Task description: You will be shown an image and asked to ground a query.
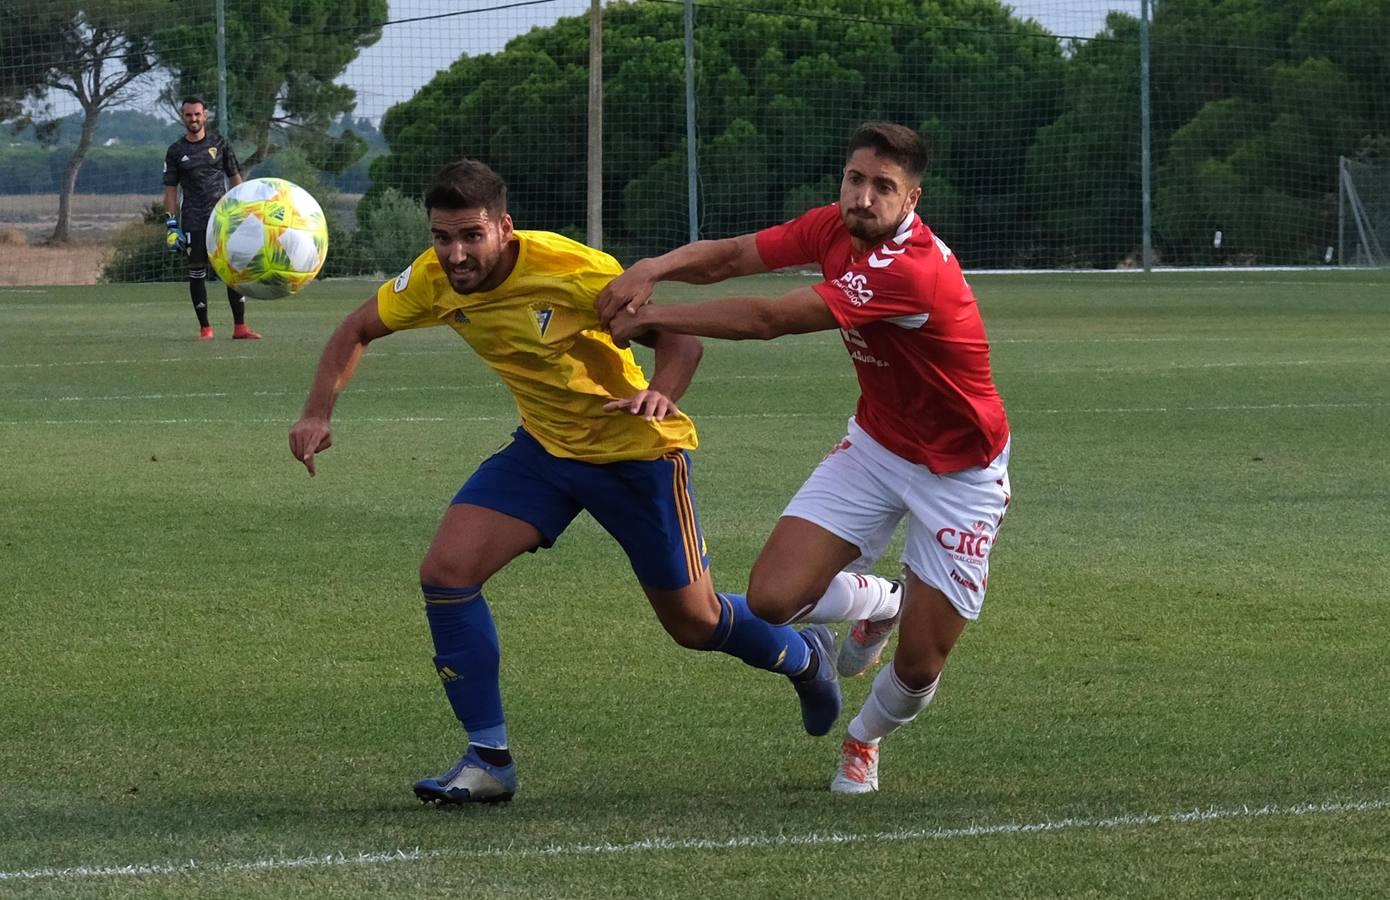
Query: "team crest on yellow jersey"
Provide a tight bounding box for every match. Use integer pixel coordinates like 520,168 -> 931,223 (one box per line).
532,304 -> 554,337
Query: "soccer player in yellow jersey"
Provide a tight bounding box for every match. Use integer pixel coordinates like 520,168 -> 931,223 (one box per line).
288,160 -> 842,804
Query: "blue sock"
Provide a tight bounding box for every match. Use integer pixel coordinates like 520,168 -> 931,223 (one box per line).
702,592 -> 811,676
421,584 -> 507,748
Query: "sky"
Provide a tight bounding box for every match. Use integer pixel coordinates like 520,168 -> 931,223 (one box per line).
31,0 -> 1136,123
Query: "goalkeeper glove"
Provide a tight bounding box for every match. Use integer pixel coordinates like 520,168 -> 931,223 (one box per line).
164,215 -> 187,253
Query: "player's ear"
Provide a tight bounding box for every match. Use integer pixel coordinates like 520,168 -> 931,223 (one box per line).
499,213 -> 515,240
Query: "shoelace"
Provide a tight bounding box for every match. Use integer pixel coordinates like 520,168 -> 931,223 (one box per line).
840,739 -> 877,782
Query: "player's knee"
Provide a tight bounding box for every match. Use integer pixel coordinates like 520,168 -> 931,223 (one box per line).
745,568 -> 818,626
418,552 -> 484,589
663,615 -> 716,650
892,653 -> 947,691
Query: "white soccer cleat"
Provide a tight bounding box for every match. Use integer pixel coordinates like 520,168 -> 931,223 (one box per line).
831,737 -> 880,794
837,619 -> 899,680
836,580 -> 901,678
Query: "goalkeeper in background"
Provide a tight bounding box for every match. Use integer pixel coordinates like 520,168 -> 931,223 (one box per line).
161,96 -> 260,341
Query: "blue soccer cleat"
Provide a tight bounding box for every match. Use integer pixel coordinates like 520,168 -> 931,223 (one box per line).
791,624 -> 842,736
413,746 -> 517,805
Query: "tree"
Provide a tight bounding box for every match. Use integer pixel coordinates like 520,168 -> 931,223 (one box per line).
0,0 -> 164,243
1020,0 -> 1388,265
0,2 -> 65,122
372,0 -> 1067,264
1024,12 -> 1147,266
1148,0 -> 1390,263
154,0 -> 387,174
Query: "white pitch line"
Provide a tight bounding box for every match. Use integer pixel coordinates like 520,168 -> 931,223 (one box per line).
1026,401 -> 1384,415
1,401 -> 1387,428
4,369 -> 1385,406
8,335 -> 1387,371
0,354 -> 259,369
2,796 -> 1385,883
10,377 -> 820,404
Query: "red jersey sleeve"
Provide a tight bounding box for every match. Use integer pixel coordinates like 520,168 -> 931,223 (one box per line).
754,204 -> 841,270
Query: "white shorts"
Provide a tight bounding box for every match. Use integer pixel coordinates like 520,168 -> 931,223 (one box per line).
782,417 -> 1011,620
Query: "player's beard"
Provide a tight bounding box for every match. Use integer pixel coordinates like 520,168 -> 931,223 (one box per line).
446,243 -> 507,293
446,262 -> 489,293
844,210 -> 892,244
843,204 -> 911,244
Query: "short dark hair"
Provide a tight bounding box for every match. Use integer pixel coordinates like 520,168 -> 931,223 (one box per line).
180,96 -> 206,110
425,159 -> 508,216
846,122 -> 928,180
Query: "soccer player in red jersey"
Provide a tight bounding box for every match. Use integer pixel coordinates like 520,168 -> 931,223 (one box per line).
601,122 -> 1012,793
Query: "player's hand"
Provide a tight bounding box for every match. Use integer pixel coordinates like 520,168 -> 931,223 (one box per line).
597,263 -> 656,329
164,215 -> 187,253
289,416 -> 333,476
603,389 -> 680,421
607,306 -> 654,349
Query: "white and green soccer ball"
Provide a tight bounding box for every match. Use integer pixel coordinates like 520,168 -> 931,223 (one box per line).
206,177 -> 328,299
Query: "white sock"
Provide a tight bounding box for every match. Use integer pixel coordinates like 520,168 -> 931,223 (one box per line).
796,572 -> 900,624
847,665 -> 939,744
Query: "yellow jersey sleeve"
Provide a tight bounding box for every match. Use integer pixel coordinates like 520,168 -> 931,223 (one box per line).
376,248 -> 447,331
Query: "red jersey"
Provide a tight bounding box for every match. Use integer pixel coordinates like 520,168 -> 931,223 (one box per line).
755,204 -> 1009,473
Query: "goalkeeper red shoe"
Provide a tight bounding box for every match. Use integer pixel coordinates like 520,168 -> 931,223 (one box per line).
198,326 -> 214,341
232,325 -> 262,340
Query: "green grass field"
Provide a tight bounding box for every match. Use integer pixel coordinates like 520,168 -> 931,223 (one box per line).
2,271 -> 1388,898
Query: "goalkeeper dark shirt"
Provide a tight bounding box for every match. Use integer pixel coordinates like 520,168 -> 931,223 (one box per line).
162,131 -> 240,226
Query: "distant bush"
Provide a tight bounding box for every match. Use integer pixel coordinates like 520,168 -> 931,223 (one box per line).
334,187 -> 427,278
100,204 -> 189,284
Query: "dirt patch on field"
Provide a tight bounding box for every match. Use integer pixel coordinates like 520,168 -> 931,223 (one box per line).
0,240 -> 111,286
0,194 -> 145,284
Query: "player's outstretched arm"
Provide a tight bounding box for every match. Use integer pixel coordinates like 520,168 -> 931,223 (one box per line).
603,331 -> 704,421
610,286 -> 837,345
289,297 -> 394,476
597,234 -> 767,327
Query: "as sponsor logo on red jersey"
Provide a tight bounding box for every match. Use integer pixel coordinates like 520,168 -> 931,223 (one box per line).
832,271 -> 873,306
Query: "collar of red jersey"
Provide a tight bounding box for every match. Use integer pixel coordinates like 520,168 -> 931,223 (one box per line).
890,212 -> 921,245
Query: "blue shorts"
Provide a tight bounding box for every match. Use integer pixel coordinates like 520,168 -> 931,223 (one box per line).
453,427 -> 709,590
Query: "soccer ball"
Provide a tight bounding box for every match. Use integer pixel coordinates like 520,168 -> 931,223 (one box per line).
206,177 -> 328,300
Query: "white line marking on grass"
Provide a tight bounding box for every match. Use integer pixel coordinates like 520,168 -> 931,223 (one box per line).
0,354 -> 255,369
12,385 -> 505,404
9,377 -> 824,405
3,402 -> 1388,427
2,797 -> 1385,883
1027,401 -> 1385,415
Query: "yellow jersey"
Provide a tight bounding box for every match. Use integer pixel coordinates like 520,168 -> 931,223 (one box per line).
376,230 -> 698,463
